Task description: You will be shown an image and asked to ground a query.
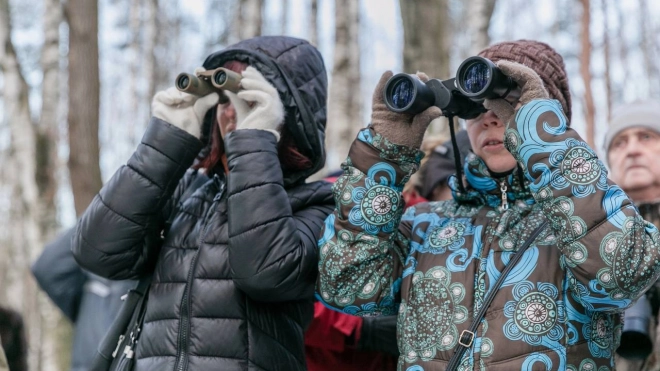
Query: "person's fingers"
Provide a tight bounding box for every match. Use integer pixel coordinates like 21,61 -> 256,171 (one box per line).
194,92 -> 219,114
225,91 -> 250,121
239,78 -> 278,96
495,60 -> 549,103
372,70 -> 394,105
154,87 -> 184,106
240,67 -> 279,95
242,66 -> 268,82
484,98 -> 515,123
415,71 -> 430,83
412,106 -> 442,128
496,60 -> 539,87
237,89 -> 270,106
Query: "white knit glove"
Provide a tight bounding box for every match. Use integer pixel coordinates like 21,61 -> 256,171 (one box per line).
151,67 -> 219,138
224,66 -> 284,141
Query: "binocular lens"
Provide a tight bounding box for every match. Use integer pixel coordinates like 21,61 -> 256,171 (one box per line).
214,71 -> 228,86
389,77 -> 415,110
462,61 -> 491,95
177,75 -> 190,89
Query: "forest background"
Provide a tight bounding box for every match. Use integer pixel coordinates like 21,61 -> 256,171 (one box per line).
1,0 -> 659,369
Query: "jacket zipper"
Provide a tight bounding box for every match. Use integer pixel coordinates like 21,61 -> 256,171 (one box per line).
174,177 -> 225,371
500,179 -> 509,211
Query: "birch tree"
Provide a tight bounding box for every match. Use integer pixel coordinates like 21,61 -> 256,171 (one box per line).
309,0 -> 318,47
579,0 -> 595,148
38,0 -> 73,368
0,0 -> 63,369
233,0 -> 263,41
325,0 -> 361,171
144,0 -> 159,102
601,0 -> 612,122
466,0 -> 498,55
65,0 -> 102,216
398,0 -> 451,136
281,0 -> 289,35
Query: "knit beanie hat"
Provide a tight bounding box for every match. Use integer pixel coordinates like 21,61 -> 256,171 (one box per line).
603,100 -> 660,153
478,40 -> 572,122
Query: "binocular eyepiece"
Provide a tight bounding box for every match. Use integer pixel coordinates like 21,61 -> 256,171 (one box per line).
175,67 -> 242,103
383,56 -> 519,119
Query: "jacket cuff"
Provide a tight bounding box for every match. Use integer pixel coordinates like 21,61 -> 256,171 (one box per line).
126,117 -> 204,190
224,129 -> 279,162
142,117 -> 204,165
348,128 -> 424,188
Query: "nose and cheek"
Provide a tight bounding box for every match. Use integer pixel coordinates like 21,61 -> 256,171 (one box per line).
478,110 -> 503,128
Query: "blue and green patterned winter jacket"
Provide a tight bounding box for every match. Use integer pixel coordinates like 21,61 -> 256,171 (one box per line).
316,99 -> 660,371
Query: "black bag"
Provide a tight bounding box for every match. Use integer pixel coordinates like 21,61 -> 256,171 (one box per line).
89,275 -> 151,371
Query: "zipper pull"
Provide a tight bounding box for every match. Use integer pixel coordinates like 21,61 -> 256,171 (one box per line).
112,334 -> 125,358
500,179 -> 509,211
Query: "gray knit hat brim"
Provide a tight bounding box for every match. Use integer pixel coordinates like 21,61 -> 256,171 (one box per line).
603,100 -> 660,153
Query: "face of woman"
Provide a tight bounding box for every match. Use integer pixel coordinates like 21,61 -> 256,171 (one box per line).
216,101 -> 237,138
465,109 -> 517,174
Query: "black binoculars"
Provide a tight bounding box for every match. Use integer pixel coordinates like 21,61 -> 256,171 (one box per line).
384,56 -> 519,119
616,294 -> 654,360
175,67 -> 242,103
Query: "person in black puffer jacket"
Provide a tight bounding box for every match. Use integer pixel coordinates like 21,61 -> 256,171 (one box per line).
72,36 -> 334,371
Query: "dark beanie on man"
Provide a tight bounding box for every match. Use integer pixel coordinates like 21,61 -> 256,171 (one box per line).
478,40 -> 572,122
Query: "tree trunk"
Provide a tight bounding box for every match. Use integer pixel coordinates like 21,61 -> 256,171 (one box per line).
638,0 -> 659,97
281,0 -> 289,35
65,0 -> 103,216
466,0 -> 497,55
325,0 -> 361,171
144,0 -> 159,103
398,0 -> 452,136
234,0 -> 263,40
39,0 -> 74,369
601,0 -> 612,123
309,0 -> 318,47
128,0 -> 142,145
0,0 -> 62,369
614,1 -> 630,96
579,0 -> 595,148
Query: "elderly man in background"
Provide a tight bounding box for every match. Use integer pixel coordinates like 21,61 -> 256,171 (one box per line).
604,100 -> 660,371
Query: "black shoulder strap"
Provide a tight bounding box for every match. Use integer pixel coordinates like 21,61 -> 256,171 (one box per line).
445,221 -> 548,371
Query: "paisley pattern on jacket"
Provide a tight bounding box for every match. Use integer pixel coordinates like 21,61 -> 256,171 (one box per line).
316,99 -> 660,371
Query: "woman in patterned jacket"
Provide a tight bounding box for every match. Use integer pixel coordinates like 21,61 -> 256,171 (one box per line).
316,40 -> 660,370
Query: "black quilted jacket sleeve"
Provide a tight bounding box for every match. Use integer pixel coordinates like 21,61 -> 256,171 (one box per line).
225,129 -> 332,302
72,118 -> 204,280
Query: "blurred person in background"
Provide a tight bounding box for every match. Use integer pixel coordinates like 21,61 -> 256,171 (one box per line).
0,306 -> 27,371
304,299 -> 398,371
316,39 -> 660,370
32,227 -> 135,371
72,36 -> 333,371
0,339 -> 8,371
416,130 -> 472,203
603,100 -> 660,371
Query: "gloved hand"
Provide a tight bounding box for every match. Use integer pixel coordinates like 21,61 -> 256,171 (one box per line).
370,71 -> 443,149
483,60 -> 549,125
224,66 -> 284,142
357,315 -> 399,356
151,67 -> 219,138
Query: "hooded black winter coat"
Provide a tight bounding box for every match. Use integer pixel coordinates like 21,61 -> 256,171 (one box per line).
72,36 -> 333,371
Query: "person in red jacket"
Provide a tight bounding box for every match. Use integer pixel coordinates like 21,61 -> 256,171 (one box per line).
305,302 -> 398,371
